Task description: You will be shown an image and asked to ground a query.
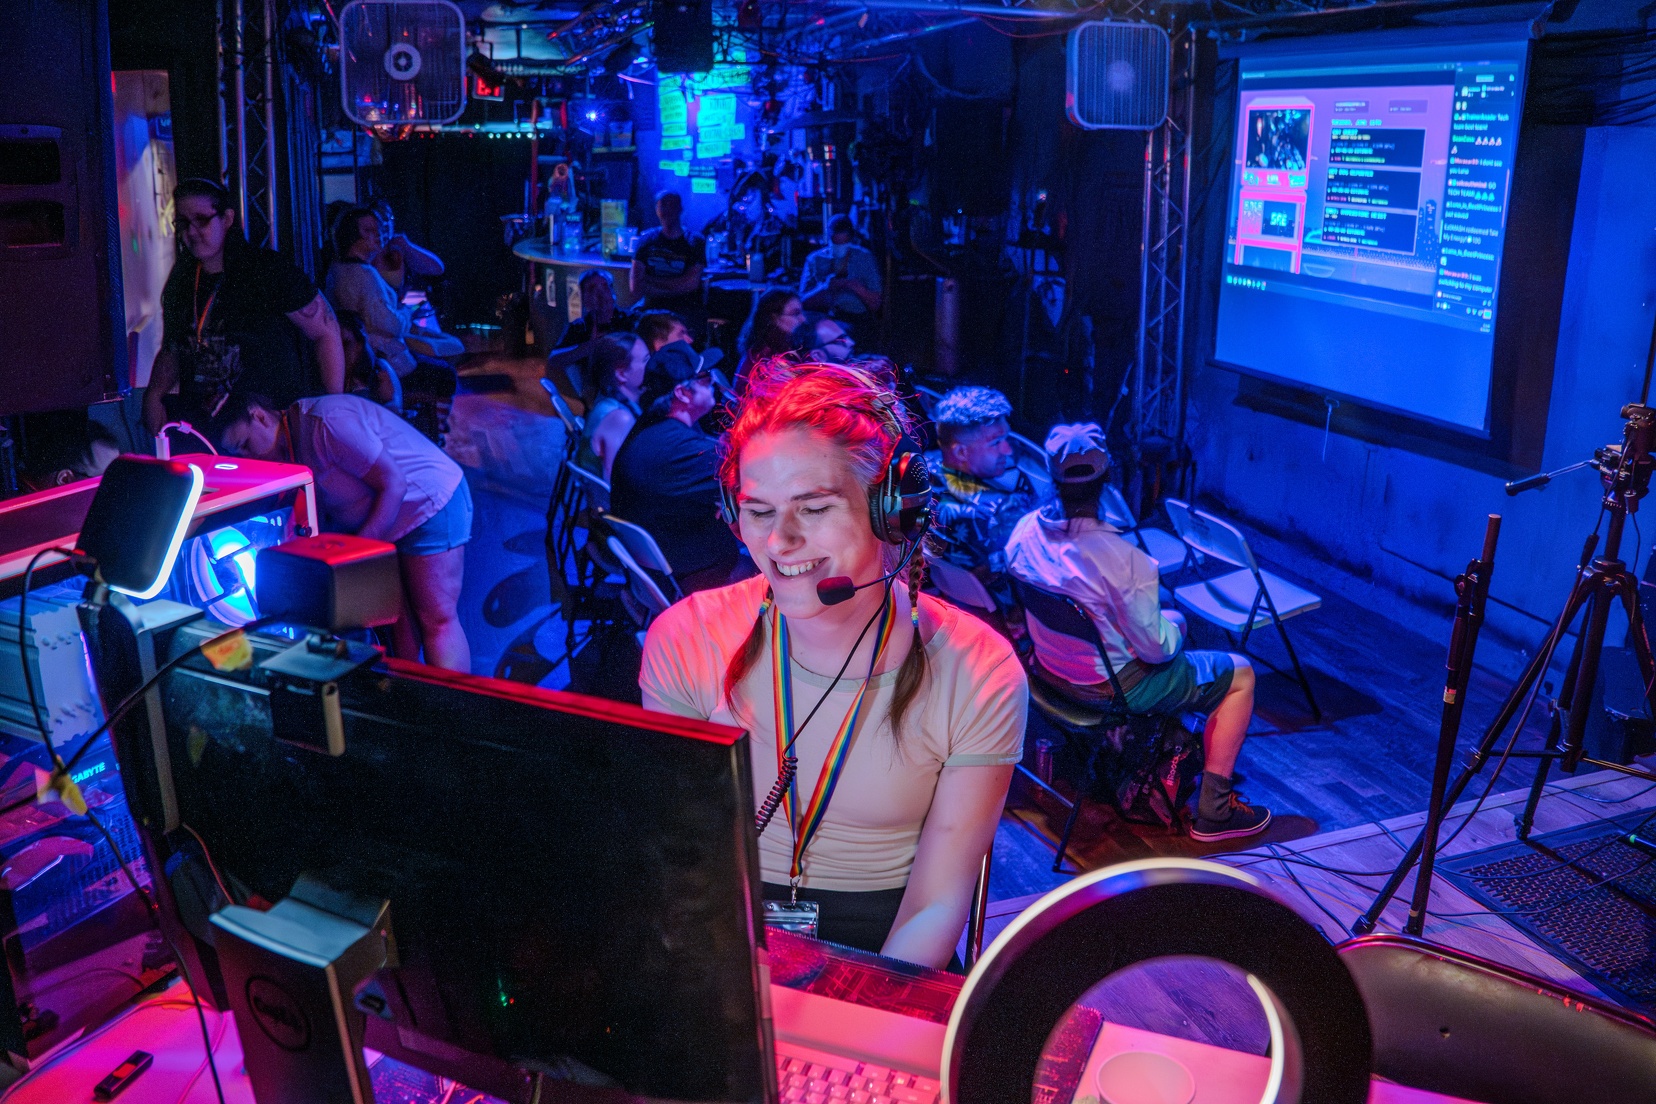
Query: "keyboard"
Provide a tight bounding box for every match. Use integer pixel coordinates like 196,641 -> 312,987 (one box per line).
776,1039 -> 942,1104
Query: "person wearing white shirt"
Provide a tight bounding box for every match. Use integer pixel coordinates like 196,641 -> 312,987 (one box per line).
1005,422 -> 1270,842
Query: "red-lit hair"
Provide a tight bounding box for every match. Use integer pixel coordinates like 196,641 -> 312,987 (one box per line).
719,359 -> 928,740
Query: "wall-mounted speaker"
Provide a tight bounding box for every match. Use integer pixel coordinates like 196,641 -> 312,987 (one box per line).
0,0 -> 127,416
1066,21 -> 1170,131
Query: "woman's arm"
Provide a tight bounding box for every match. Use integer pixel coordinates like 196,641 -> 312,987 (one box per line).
355,451 -> 409,543
592,407 -> 637,481
880,763 -> 1013,968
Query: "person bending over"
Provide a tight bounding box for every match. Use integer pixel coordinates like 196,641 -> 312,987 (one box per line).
927,385 -> 1052,614
576,333 -> 647,480
610,342 -> 745,593
640,362 -> 1027,968
213,392 -> 473,673
20,416 -> 120,491
146,178 -> 344,436
1004,423 -> 1269,842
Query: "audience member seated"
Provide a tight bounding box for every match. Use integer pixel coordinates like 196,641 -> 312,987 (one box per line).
734,289 -> 806,393
337,309 -> 402,410
610,342 -> 748,594
325,206 -> 456,399
546,269 -> 634,404
1004,423 -> 1269,842
213,391 -> 473,673
639,361 -> 1026,967
576,333 -> 647,480
19,414 -> 120,491
146,178 -> 344,436
636,309 -> 692,353
369,199 -> 444,300
928,385 -> 1052,613
793,316 -> 856,363
629,190 -> 706,326
800,214 -> 883,345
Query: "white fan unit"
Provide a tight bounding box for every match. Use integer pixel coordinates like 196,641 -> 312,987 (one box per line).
1066,21 -> 1170,131
339,0 -> 467,127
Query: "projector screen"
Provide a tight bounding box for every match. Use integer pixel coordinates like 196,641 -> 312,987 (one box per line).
1213,31 -> 1532,432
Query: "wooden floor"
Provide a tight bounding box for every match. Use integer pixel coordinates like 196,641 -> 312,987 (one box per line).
979,531 -> 1561,902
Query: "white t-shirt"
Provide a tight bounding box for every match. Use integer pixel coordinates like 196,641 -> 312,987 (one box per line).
289,395 -> 463,542
640,574 -> 1027,892
1005,507 -> 1183,685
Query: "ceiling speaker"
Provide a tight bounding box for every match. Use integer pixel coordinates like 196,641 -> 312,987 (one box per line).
1066,21 -> 1170,131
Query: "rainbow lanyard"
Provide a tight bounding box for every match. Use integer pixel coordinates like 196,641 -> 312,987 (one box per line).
770,595 -> 897,885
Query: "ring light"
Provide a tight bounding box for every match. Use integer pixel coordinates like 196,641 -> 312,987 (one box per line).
942,859 -> 1370,1104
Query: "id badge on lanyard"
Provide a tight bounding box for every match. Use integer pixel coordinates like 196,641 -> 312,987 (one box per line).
762,898 -> 820,938
758,596 -> 897,941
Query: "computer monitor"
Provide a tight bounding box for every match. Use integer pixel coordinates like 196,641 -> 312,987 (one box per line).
85,606 -> 773,1104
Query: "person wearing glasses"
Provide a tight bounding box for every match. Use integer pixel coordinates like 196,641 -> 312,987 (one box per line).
146,178 -> 344,437
610,342 -> 751,594
794,316 -> 856,364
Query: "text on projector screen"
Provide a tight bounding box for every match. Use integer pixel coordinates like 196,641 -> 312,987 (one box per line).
1213,36 -> 1529,432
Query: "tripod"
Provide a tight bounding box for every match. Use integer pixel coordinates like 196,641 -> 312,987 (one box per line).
1356,402 -> 1656,936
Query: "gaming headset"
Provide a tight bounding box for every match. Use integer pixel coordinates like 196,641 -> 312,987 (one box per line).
719,434 -> 934,547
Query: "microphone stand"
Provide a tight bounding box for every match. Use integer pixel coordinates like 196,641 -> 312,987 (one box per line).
1408,515 -> 1499,934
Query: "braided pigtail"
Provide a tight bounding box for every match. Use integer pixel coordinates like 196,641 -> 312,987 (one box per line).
889,544 -> 928,747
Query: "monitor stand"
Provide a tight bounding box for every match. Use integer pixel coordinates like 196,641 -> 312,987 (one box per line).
210,877 -> 392,1104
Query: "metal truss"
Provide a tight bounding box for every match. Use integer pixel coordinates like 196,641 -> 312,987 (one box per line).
219,0 -> 281,251
1130,22 -> 1196,505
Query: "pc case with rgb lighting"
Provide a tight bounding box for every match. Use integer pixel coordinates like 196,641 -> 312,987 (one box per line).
0,463 -> 311,1066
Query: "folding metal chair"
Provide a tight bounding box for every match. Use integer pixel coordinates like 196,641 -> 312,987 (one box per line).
540,379 -> 585,580
607,536 -> 674,629
1008,576 -> 1168,872
1099,484 -> 1189,577
1163,499 -> 1322,720
602,514 -> 683,606
548,462 -> 622,651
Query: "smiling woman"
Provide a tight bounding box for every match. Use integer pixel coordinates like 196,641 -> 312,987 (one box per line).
640,361 -> 1029,970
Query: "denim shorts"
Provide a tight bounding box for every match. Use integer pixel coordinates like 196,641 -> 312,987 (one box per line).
396,479 -> 473,556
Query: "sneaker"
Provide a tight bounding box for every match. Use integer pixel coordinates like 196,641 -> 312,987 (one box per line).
1190,793 -> 1273,842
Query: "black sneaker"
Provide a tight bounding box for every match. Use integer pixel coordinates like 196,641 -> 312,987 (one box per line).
1190,794 -> 1272,842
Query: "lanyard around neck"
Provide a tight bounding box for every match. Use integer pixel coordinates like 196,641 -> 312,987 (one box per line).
193,265 -> 221,342
770,594 -> 897,883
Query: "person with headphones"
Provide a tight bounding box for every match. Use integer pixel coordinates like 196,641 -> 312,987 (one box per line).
640,362 -> 1027,968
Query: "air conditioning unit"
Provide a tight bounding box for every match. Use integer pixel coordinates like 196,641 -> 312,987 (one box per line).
1066,21 -> 1170,131
339,0 -> 467,127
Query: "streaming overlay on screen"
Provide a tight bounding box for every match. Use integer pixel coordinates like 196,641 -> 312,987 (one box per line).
1213,33 -> 1530,431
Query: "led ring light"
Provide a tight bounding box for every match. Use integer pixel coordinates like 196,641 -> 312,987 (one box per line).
942,859 -> 1372,1104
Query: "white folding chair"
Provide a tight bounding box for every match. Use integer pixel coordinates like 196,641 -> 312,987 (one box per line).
538,377 -> 584,436
1163,499 -> 1322,719
540,379 -> 586,580
602,514 -> 682,603
1098,484 -> 1188,576
1007,430 -> 1047,476
926,556 -> 998,617
565,463 -> 611,515
608,536 -> 674,628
